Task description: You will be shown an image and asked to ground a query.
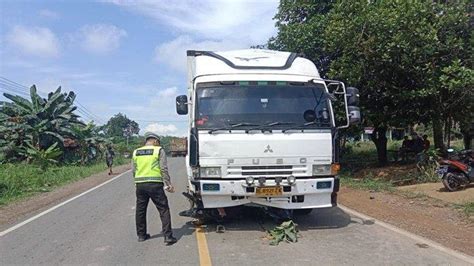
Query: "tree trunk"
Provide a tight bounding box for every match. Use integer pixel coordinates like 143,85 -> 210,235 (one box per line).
446,117 -> 452,148
463,134 -> 472,149
460,122 -> 472,150
371,126 -> 388,165
432,114 -> 445,152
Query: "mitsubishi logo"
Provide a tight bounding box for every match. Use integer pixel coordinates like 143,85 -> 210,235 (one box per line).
264,145 -> 273,153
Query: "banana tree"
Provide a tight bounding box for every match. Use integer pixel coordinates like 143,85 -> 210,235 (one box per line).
0,85 -> 84,161
69,123 -> 108,164
18,141 -> 63,170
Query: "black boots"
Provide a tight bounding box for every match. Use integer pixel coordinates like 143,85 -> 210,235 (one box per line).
138,234 -> 150,242
164,235 -> 177,245
138,234 -> 176,245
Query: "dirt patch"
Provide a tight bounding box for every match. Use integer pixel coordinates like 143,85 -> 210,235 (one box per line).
0,164 -> 130,231
339,187 -> 474,256
353,164 -> 416,179
398,182 -> 474,204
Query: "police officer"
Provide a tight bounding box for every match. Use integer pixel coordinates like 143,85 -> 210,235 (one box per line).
132,132 -> 177,245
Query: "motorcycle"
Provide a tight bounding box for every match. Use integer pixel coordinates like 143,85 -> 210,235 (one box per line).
437,149 -> 474,191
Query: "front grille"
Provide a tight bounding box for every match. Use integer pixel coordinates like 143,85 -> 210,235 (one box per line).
242,171 -> 293,176
241,165 -> 292,170
226,165 -> 307,178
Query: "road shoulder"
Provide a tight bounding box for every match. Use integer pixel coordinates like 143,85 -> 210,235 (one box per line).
0,164 -> 131,231
339,186 -> 474,256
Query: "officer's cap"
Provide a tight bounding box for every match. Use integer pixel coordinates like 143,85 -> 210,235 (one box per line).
144,132 -> 160,141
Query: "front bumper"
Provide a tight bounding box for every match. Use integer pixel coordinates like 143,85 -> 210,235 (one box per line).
191,177 -> 339,209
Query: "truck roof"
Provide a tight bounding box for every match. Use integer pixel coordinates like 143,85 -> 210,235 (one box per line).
187,49 -> 320,82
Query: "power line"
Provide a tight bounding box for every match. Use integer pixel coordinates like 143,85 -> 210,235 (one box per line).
0,78 -> 32,92
0,82 -> 31,96
74,101 -> 104,123
0,77 -> 96,119
0,86 -> 31,97
0,76 -> 105,124
0,77 -> 187,126
0,82 -> 98,123
0,77 -> 32,90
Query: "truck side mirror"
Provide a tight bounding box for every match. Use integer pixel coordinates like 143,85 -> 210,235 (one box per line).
348,106 -> 361,125
346,87 -> 359,106
176,95 -> 188,115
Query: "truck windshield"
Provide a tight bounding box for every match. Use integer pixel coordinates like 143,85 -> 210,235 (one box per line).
195,82 -> 331,130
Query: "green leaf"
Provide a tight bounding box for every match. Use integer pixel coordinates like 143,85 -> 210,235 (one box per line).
43,131 -> 65,142
3,93 -> 33,113
267,220 -> 298,245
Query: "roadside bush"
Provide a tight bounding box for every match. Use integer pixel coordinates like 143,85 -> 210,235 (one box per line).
415,149 -> 440,183
0,157 -> 128,205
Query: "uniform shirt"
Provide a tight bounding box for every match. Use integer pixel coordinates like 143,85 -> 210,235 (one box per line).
132,146 -> 171,186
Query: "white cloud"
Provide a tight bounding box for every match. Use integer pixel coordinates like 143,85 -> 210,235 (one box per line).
107,0 -> 277,40
6,25 -> 60,58
107,0 -> 278,71
78,24 -> 127,55
101,85 -> 186,136
144,123 -> 178,135
158,86 -> 178,98
154,35 -> 243,72
39,9 -> 60,19
149,86 -> 181,115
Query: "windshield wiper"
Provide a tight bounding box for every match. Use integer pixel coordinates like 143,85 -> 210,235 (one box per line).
245,121 -> 295,133
282,121 -> 331,133
208,122 -> 259,134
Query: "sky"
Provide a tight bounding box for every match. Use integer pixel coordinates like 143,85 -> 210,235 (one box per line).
0,0 -> 279,136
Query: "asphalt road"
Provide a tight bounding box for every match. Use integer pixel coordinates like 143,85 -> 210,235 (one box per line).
1,158 -> 471,265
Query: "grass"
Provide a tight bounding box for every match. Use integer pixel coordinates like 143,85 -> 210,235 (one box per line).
341,139 -> 462,186
455,202 -> 474,217
340,172 -> 394,192
0,156 -> 128,205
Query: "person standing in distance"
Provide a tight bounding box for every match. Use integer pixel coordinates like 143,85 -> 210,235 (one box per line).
132,132 -> 177,245
105,144 -> 115,175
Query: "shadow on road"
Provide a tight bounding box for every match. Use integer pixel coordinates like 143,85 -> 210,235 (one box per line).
150,222 -> 196,241
186,206 -> 363,234
295,207 -> 352,231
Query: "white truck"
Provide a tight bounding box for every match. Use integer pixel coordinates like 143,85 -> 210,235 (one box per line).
176,49 -> 360,217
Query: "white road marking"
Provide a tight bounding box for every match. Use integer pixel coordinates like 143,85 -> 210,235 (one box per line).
0,170 -> 131,237
339,204 -> 474,264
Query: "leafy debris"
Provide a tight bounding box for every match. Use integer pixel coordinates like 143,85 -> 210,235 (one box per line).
267,220 -> 298,245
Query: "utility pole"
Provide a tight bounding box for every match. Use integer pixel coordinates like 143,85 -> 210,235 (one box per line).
123,124 -> 132,148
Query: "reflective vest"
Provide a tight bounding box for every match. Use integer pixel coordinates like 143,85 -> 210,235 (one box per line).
132,146 -> 163,183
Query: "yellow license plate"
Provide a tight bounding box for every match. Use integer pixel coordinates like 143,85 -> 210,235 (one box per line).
256,186 -> 283,196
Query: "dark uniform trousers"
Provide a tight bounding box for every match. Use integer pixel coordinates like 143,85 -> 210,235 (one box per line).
135,182 -> 172,238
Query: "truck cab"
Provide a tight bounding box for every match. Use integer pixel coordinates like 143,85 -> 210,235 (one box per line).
176,49 -> 360,212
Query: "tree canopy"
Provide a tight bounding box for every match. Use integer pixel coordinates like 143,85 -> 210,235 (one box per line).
269,0 -> 473,163
102,113 -> 139,139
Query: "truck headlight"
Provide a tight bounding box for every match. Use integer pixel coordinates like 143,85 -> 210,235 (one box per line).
200,167 -> 221,178
245,176 -> 255,185
287,175 -> 296,185
312,164 -> 331,176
